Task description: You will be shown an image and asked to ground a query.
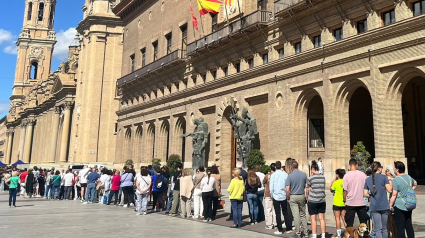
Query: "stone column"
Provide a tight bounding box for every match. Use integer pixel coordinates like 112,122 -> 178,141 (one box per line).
5,129 -> 14,164
59,103 -> 73,162
23,119 -> 35,163
50,107 -> 61,163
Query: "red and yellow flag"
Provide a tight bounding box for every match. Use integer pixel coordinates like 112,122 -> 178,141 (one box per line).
224,0 -> 233,6
197,0 -> 221,15
190,5 -> 199,32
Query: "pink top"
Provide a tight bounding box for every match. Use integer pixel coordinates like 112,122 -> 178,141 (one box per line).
111,175 -> 121,191
343,170 -> 366,206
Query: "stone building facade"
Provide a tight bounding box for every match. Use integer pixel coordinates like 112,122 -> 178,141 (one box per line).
0,117 -> 6,162
114,0 -> 425,182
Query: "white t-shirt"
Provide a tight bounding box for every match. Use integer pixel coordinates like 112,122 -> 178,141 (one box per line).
78,168 -> 90,184
100,174 -> 111,191
200,176 -> 215,193
256,172 -> 265,191
318,161 -> 324,175
135,175 -> 151,194
64,173 -> 74,186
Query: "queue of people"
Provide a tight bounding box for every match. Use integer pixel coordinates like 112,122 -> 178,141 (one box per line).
0,159 -> 417,238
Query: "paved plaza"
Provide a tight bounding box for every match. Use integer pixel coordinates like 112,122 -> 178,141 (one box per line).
2,187 -> 425,238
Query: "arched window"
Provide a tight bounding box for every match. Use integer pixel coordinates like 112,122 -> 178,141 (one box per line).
27,2 -> 33,21
49,5 -> 55,26
30,62 -> 38,79
38,3 -> 44,22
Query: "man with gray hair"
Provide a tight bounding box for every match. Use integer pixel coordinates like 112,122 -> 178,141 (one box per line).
286,160 -> 308,238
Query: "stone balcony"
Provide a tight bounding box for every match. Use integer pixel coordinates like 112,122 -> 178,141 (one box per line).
186,10 -> 272,57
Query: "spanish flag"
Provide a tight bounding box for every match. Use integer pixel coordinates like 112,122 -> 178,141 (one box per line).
224,0 -> 233,6
197,0 -> 221,15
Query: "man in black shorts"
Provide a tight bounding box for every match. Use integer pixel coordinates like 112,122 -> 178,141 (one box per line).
78,165 -> 89,202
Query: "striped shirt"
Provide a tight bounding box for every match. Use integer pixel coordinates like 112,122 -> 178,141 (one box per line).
307,174 -> 326,203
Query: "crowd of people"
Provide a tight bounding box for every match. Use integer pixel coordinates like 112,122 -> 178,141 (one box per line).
0,158 -> 417,238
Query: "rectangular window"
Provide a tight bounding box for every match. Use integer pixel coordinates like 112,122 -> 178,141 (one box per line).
357,20 -> 368,34
114,122 -> 118,134
258,0 -> 266,10
28,3 -> 33,21
309,119 -> 325,148
181,24 -> 187,53
223,67 -> 228,76
248,58 -> 254,69
38,3 -> 44,21
412,0 -> 425,16
382,10 -> 395,25
141,48 -> 146,67
334,28 -> 343,41
235,62 -> 240,73
166,33 -> 172,54
278,48 -> 284,59
294,42 -> 301,54
130,54 -> 135,72
313,35 -> 321,48
152,41 -> 158,61
262,53 -> 268,64
211,14 -> 218,31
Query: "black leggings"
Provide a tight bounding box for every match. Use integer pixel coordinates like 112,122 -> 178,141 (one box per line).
152,191 -> 163,210
394,207 -> 414,238
122,186 -> 134,205
202,191 -> 214,219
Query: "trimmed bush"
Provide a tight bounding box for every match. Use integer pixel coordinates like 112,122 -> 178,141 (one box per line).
167,154 -> 182,173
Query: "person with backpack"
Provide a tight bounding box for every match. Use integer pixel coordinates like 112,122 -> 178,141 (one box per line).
151,166 -> 167,212
390,161 -> 417,238
364,161 -> 392,238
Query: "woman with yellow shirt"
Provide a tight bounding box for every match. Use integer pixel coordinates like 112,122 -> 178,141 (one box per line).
228,168 -> 245,228
330,169 -> 347,238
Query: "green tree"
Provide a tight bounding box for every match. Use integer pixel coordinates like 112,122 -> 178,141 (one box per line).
246,149 -> 270,174
167,154 -> 182,173
124,159 -> 134,167
152,158 -> 161,167
350,141 -> 371,172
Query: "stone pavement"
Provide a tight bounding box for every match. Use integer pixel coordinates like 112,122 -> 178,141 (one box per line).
1,186 -> 425,238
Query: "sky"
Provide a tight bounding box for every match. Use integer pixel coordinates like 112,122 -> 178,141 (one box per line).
0,0 -> 84,118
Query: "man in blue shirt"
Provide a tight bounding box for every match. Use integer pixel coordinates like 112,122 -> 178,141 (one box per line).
83,167 -> 100,204
270,161 -> 292,235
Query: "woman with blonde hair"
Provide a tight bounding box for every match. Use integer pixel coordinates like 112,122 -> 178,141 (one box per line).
228,168 -> 245,228
6,172 -> 20,207
180,168 -> 194,218
285,158 -> 294,174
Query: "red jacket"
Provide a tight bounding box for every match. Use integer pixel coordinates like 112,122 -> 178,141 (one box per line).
111,175 -> 121,191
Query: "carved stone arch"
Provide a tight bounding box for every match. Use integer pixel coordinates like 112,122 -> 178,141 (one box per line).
386,66 -> 425,100
145,122 -> 156,162
158,119 -> 170,161
134,125 -> 143,165
215,96 -> 240,160
173,116 -> 186,162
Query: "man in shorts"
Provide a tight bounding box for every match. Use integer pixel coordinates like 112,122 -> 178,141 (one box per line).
78,165 -> 90,202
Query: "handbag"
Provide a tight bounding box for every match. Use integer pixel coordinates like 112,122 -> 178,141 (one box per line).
191,174 -> 205,197
218,199 -> 225,209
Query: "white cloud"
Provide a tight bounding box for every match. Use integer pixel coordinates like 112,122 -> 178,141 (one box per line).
3,45 -> 17,55
0,29 -> 14,45
53,27 -> 77,61
0,101 -> 10,117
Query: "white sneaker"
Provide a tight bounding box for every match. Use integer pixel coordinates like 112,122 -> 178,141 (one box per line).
136,213 -> 141,215
265,225 -> 273,229
274,231 -> 283,235
123,204 -> 128,208
143,212 -> 147,215
82,202 -> 88,204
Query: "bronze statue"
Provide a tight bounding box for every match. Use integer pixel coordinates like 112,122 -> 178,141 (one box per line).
181,117 -> 209,169
230,107 -> 258,168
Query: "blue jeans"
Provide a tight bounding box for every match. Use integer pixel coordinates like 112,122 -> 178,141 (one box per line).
102,191 -> 109,204
166,190 -> 173,212
44,185 -> 51,198
371,210 -> 388,238
50,184 -> 60,199
231,199 -> 243,227
1,180 -> 4,191
9,188 -> 17,206
257,190 -> 265,221
247,193 -> 258,222
367,209 -> 376,237
85,183 -> 96,202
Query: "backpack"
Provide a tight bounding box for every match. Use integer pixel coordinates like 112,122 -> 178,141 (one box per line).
154,175 -> 164,189
397,176 -> 416,211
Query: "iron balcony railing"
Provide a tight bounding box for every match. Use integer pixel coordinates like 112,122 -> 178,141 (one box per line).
186,10 -> 272,56
274,0 -> 303,14
117,49 -> 185,87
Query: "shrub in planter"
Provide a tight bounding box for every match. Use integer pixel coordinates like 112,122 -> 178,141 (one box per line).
167,154 -> 182,173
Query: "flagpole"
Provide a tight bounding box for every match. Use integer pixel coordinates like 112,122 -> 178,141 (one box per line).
236,0 -> 241,16
189,0 -> 197,40
224,1 -> 230,25
196,0 -> 206,36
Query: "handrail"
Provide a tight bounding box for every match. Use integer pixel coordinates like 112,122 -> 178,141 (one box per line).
117,49 -> 185,87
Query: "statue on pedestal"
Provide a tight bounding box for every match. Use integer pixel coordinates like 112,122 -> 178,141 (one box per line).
181,117 -> 209,169
230,107 -> 258,168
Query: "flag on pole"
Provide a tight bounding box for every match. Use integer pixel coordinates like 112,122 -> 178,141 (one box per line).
197,0 -> 221,15
224,0 -> 233,6
190,5 -> 199,32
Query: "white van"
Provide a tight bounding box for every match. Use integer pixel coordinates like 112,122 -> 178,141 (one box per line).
68,164 -> 109,173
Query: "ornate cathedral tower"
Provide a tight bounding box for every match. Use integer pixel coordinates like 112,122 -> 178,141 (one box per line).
11,0 -> 56,104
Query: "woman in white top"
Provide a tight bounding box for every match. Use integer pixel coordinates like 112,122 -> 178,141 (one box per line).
135,166 -> 152,215
99,169 -> 112,205
200,169 -> 216,222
